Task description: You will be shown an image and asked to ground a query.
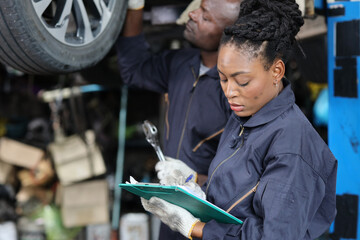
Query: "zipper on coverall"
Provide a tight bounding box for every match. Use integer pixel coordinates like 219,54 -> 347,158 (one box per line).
176,67 -> 200,158
226,182 -> 259,212
205,125 -> 260,211
164,94 -> 170,140
205,126 -> 245,194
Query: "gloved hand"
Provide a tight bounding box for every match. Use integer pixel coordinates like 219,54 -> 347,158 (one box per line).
155,156 -> 197,185
141,197 -> 199,239
156,169 -> 206,200
182,181 -> 206,200
128,0 -> 145,10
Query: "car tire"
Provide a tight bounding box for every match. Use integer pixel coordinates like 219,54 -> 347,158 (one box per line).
0,0 -> 127,75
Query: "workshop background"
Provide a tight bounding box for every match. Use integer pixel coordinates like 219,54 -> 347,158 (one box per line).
0,0 -> 359,240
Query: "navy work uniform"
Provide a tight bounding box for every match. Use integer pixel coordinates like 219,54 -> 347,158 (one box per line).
202,79 -> 337,239
116,34 -> 231,240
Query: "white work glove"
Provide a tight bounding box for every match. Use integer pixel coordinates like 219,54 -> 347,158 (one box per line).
182,181 -> 206,200
155,164 -> 206,200
155,156 -> 197,185
141,197 -> 200,239
128,0 -> 145,10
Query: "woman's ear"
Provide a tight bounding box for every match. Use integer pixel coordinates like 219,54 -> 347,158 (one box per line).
271,59 -> 285,84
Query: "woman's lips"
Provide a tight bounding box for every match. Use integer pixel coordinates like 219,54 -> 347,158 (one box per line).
229,103 -> 244,112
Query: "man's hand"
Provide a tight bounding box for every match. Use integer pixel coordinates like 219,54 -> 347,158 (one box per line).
141,197 -> 199,239
128,0 -> 145,10
155,156 -> 197,185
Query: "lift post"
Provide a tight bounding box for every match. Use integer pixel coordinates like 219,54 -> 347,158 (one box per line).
326,1 -> 360,239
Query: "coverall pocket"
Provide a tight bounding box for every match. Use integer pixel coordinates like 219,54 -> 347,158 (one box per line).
226,182 -> 259,214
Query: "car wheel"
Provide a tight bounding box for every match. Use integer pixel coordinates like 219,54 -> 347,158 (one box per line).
0,0 -> 127,75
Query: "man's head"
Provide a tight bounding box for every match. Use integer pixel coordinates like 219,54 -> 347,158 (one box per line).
184,0 -> 242,51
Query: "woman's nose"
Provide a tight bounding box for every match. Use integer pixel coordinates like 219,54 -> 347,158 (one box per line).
225,82 -> 236,99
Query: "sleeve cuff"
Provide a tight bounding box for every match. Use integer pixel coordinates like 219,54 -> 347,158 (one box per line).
187,219 -> 200,239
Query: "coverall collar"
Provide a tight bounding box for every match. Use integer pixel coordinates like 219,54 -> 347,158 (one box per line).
188,51 -> 220,79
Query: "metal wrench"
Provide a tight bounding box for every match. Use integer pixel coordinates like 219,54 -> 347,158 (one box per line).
142,120 -> 166,162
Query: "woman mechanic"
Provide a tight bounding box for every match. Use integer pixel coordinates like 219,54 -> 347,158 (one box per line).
142,0 -> 338,239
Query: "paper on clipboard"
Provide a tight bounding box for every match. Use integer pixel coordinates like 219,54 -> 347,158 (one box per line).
119,181 -> 243,225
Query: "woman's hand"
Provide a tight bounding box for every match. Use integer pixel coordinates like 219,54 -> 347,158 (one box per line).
141,197 -> 201,239
155,156 -> 197,185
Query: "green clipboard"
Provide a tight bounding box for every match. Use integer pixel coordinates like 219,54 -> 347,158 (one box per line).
119,183 -> 243,224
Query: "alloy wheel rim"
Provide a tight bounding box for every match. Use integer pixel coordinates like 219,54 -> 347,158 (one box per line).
31,0 -> 115,46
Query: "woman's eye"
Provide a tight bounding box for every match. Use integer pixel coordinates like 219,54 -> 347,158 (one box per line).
238,81 -> 249,87
220,78 -> 227,83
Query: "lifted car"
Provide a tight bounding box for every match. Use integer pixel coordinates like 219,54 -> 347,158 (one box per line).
0,0 -> 127,75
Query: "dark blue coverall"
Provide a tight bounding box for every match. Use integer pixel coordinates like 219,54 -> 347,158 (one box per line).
116,34 -> 231,240
202,79 -> 337,239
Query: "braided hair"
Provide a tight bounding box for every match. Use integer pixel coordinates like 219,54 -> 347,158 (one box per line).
220,0 -> 304,70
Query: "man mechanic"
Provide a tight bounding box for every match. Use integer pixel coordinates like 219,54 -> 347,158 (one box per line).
116,0 -> 242,239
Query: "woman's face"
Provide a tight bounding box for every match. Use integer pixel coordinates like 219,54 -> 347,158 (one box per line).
217,43 -> 283,117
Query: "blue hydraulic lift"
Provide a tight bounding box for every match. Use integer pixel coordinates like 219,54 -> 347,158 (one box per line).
321,1 -> 360,239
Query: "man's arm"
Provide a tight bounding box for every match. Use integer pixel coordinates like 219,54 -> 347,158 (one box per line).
122,9 -> 143,37
116,0 -> 171,93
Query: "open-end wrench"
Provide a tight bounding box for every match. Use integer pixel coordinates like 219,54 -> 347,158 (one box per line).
142,120 -> 166,162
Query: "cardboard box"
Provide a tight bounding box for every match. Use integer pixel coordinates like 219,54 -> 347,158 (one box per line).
0,137 -> 44,169
48,130 -> 106,185
61,180 -> 109,228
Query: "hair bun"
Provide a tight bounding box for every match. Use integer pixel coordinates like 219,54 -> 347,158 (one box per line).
221,0 -> 305,69
233,0 -> 304,50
